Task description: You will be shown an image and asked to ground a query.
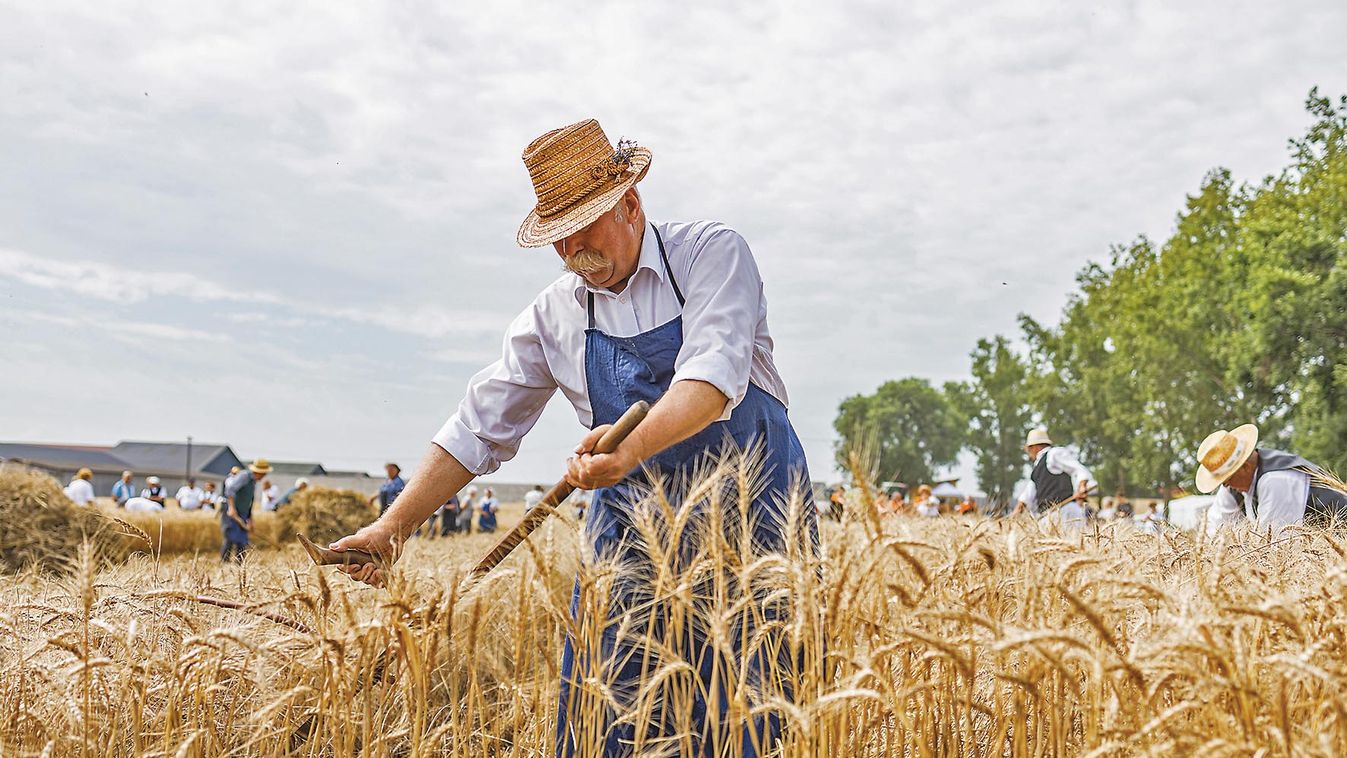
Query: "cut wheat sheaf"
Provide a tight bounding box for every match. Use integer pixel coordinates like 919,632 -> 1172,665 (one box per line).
2,455 -> 1347,757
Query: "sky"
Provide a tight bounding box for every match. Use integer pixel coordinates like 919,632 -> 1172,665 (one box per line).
2,0 -> 1345,489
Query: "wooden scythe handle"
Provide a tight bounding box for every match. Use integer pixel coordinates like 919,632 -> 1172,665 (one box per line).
466,401 -> 650,580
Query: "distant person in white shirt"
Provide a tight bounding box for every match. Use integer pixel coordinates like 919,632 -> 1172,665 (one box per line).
1012,427 -> 1094,516
524,484 -> 546,513
176,478 -> 204,510
1197,423 -> 1347,533
1097,497 -> 1118,521
259,479 -> 280,512
1133,502 -> 1165,535
140,476 -> 167,507
913,484 -> 940,517
124,496 -> 164,512
200,481 -> 221,510
65,468 -> 97,505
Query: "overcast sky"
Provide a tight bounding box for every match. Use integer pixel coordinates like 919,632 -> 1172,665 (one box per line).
2,0 -> 1345,489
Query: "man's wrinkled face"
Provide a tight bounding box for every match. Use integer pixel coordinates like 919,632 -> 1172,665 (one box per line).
553,191 -> 642,291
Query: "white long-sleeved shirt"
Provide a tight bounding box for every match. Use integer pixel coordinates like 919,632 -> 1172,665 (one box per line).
65,478 -> 96,505
433,220 -> 787,476
1015,447 -> 1093,511
1205,468 -> 1310,534
176,485 -> 204,510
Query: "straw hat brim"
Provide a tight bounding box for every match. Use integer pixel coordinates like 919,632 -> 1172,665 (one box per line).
249,463 -> 272,475
515,148 -> 651,248
1195,423 -> 1259,493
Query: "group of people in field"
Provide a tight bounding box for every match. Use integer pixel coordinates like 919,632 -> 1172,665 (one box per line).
820,420 -> 1347,535
1027,421 -> 1347,533
65,467 -> 303,514
415,484 -> 501,537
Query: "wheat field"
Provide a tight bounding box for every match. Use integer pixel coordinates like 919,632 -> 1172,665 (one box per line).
3,460 -> 1347,757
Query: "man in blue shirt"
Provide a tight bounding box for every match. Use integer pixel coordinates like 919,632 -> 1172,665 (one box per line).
111,471 -> 135,506
369,463 -> 405,516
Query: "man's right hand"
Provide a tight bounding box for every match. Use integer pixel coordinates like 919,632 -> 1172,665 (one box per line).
330,522 -> 402,588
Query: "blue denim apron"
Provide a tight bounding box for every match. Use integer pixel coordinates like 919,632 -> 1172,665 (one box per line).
555,225 -> 818,757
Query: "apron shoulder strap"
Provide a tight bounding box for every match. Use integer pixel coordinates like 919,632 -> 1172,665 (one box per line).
652,224 -> 685,307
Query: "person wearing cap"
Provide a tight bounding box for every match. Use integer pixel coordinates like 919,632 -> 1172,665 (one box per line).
1011,427 -> 1094,516
111,470 -> 135,507
329,119 -> 818,755
140,476 -> 167,507
273,477 -> 309,510
221,458 -> 271,562
368,463 -> 406,516
1196,424 -> 1347,532
175,477 -> 204,510
65,468 -> 97,506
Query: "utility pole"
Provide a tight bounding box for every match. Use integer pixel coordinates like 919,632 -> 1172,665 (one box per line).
186,435 -> 193,484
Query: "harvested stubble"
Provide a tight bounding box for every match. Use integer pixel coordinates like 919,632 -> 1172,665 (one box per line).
3,454 -> 1347,756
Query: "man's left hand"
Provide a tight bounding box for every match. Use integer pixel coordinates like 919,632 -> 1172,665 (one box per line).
565,424 -> 642,490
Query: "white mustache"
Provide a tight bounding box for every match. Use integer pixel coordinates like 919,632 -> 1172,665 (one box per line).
563,250 -> 608,277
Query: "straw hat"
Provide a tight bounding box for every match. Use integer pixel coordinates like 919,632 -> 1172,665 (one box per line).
146,476 -> 160,485
248,458 -> 273,475
1195,424 -> 1259,493
76,468 -> 93,480
1025,427 -> 1053,447
515,119 -> 652,248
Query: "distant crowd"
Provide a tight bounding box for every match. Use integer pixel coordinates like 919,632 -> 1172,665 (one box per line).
62,467 -> 308,513
828,483 -> 1168,534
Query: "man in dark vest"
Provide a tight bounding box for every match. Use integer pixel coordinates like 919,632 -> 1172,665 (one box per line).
1197,424 -> 1347,531
221,458 -> 271,562
1011,426 -> 1094,516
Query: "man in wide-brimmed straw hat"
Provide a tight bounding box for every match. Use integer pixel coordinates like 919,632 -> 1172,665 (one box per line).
1197,424 -> 1347,531
331,118 -> 818,755
221,458 -> 272,562
1011,426 -> 1094,516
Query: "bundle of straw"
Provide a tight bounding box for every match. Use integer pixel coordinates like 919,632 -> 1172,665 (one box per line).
0,464 -> 119,572
272,486 -> 376,545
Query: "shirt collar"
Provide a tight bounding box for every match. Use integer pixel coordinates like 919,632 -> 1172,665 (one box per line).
572,222 -> 663,305
1034,447 -> 1050,464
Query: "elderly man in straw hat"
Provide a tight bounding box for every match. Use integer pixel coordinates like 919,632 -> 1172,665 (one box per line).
1011,426 -> 1094,516
221,458 -> 272,562
330,119 -> 818,755
1197,424 -> 1347,532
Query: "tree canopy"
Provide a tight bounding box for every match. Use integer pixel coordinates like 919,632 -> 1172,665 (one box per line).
834,89 -> 1347,496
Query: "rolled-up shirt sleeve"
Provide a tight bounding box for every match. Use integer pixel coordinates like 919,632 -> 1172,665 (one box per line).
432,303 -> 558,476
1049,448 -> 1094,489
670,228 -> 762,420
1016,481 -> 1036,508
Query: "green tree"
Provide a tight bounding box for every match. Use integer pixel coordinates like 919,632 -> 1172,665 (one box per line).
1234,88 -> 1347,473
947,337 -> 1035,508
834,378 -> 965,486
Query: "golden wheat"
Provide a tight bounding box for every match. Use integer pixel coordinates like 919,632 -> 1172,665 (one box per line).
2,456 -> 1347,756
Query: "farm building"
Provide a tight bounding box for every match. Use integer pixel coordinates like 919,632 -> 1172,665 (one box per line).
0,440 -> 244,495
